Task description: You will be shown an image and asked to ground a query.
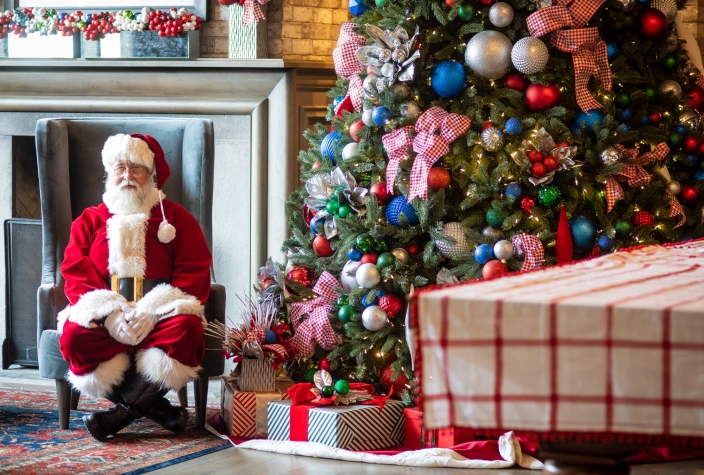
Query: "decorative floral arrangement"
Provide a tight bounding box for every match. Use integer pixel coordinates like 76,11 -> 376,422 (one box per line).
0,6 -> 201,40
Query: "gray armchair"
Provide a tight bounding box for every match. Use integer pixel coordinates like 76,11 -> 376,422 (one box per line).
35,118 -> 225,429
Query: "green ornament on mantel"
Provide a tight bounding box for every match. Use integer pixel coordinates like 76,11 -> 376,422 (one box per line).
124,9 -> 134,18
334,379 -> 350,395
486,208 -> 505,228
537,184 -> 561,207
321,385 -> 335,398
615,219 -> 633,237
338,204 -> 353,218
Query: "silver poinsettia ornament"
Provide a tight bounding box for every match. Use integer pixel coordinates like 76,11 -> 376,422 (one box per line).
511,128 -> 582,186
356,24 -> 420,92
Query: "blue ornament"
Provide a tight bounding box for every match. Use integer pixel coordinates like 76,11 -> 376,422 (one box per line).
571,109 -> 604,136
332,95 -> 345,111
310,217 -> 325,235
505,118 -> 523,136
431,60 -> 467,99
320,130 -> 342,164
347,246 -> 362,261
619,108 -> 633,121
85,14 -> 92,23
386,196 -> 419,226
264,329 -> 278,345
474,244 -> 495,265
675,125 -> 688,135
569,216 -> 597,253
606,43 -> 620,62
362,294 -> 379,308
641,115 -> 651,125
505,182 -> 523,200
377,290 -> 387,297
693,170 -> 704,182
348,0 -> 368,16
372,106 -> 393,126
598,235 -> 616,253
58,12 -> 66,20
684,154 -> 700,167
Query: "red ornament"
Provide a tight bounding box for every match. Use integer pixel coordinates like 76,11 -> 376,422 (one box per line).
638,8 -> 668,41
544,156 -> 558,171
527,150 -> 544,163
407,244 -> 420,255
217,0 -> 236,6
480,0 -> 494,5
312,161 -> 322,171
335,95 -> 354,118
555,206 -> 573,264
531,162 -> 547,177
370,182 -> 391,204
631,210 -> 655,227
427,167 -> 451,190
482,120 -> 495,130
349,120 -> 364,142
683,135 -> 701,154
521,197 -> 535,213
319,357 -> 330,371
525,83 -> 561,112
699,141 -> 704,156
380,363 -> 410,396
313,235 -> 334,257
360,252 -> 378,264
504,72 -> 529,92
445,0 -> 454,6
681,185 -> 700,204
687,85 -> 704,113
649,112 -> 662,125
286,266 -> 317,287
482,260 -> 508,279
302,204 -> 316,226
379,294 -> 404,318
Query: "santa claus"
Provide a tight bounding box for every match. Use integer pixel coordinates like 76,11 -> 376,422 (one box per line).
57,133 -> 212,441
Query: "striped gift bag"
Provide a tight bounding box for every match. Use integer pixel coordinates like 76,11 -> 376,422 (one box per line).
237,358 -> 276,392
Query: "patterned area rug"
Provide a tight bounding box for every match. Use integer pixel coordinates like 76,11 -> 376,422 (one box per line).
0,387 -> 230,475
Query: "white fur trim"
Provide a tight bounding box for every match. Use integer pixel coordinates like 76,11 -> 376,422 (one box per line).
136,347 -> 200,392
158,220 -> 176,243
106,212 -> 149,278
58,289 -> 128,331
67,352 -> 131,399
137,283 -> 206,325
102,134 -> 155,172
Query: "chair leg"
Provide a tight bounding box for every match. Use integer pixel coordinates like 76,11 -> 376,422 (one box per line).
193,376 -> 208,429
56,379 -> 71,430
177,386 -> 188,407
70,388 -> 80,410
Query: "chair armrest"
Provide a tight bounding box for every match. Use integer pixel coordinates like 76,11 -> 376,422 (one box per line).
205,283 -> 225,325
37,284 -> 58,351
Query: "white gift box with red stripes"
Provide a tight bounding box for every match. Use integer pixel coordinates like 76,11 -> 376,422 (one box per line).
220,376 -> 291,439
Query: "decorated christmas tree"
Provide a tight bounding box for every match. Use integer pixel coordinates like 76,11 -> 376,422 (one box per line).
281,0 -> 704,403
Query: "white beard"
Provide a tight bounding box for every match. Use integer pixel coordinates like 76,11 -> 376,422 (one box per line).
103,176 -> 160,216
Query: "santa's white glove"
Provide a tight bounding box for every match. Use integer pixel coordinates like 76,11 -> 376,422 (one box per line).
125,307 -> 158,345
104,309 -> 138,346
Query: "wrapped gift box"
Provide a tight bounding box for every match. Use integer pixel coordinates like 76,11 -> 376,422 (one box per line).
404,408 -> 476,449
221,376 -> 288,438
268,399 -> 405,450
237,358 -> 276,392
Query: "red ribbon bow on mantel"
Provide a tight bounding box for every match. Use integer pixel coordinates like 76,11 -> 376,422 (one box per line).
526,0 -> 612,112
288,272 -> 342,357
287,382 -> 391,408
240,0 -> 269,26
332,23 -> 367,112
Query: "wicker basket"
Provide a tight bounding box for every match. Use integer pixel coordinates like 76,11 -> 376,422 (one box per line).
237,358 -> 276,392
228,4 -> 268,59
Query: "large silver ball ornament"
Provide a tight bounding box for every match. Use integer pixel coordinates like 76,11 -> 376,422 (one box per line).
600,146 -> 622,166
340,260 -> 361,292
482,226 -> 504,240
363,75 -> 378,96
435,222 -> 470,258
400,101 -> 421,118
481,127 -> 503,151
392,82 -> 411,100
667,180 -> 681,196
465,31 -> 513,80
493,239 -> 514,260
511,37 -> 549,75
649,0 -> 676,22
391,247 -> 410,266
342,142 -> 359,161
361,305 -> 388,331
362,109 -> 375,126
489,2 -> 514,27
658,80 -> 682,100
356,263 -> 380,289
680,106 -> 701,131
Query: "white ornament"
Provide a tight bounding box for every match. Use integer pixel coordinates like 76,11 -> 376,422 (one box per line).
511,37 -> 549,75
390,248 -> 409,266
340,260 -> 361,292
493,239 -> 514,260
362,109 -> 375,126
489,2 -> 514,27
342,142 -> 359,160
361,305 -> 388,331
356,263 -> 380,289
464,31 -> 513,80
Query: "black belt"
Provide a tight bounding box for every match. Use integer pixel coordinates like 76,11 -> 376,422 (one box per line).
107,276 -> 168,302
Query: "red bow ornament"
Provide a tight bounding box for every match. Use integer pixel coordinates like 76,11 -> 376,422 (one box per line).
241,0 -> 269,26
526,0 -> 612,112
332,23 -> 367,112
408,107 -> 471,201
382,125 -> 414,195
241,327 -> 290,367
289,272 -> 342,357
605,143 -> 669,212
511,234 -> 545,271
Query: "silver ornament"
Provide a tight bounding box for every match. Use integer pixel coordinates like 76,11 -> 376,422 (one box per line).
313,369 -> 333,389
464,31 -> 513,80
489,2 -> 514,27
481,127 -> 503,151
493,239 -> 514,260
618,0 -> 634,8
362,109 -> 375,126
435,222 -> 470,258
482,226 -> 504,240
381,63 -> 396,78
665,31 -> 677,53
658,80 -> 682,100
680,106 -> 701,131
361,305 -> 388,331
667,180 -> 681,196
400,101 -> 421,118
511,37 -> 549,75
392,82 -> 411,99
363,75 -> 378,96
356,25 -> 421,85
342,142 -> 359,160
378,48 -> 392,63
376,76 -> 391,93
356,263 -> 380,289
600,146 -> 622,166
390,247 -> 409,266
649,0 -> 676,22
340,260 -> 361,292
391,48 -> 407,63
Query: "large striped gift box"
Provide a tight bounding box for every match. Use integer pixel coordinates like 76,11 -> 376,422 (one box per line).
267,399 -> 405,450
221,376 -> 289,439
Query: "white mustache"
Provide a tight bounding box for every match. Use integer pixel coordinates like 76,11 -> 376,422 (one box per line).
118,179 -> 139,190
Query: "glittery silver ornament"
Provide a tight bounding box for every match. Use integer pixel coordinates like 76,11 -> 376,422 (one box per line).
356,25 -> 421,85
392,82 -> 411,99
381,62 -> 396,78
363,75 -> 378,96
658,80 -> 682,100
667,180 -> 681,196
435,222 -> 470,258
362,109 -> 375,126
600,146 -> 622,166
680,106 -> 701,131
340,260 -> 361,292
481,127 -> 503,151
650,0 -> 676,22
493,239 -> 514,260
665,31 -> 677,53
391,247 -> 409,266
391,48 -> 407,63
618,0 -> 634,9
400,101 -> 421,118
361,305 -> 388,331
489,2 -> 514,27
482,226 -> 504,240
511,37 -> 549,75
356,262 -> 380,289
464,31 -> 513,80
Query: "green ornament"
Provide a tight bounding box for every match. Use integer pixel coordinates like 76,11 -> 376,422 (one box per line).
336,295 -> 349,307
333,187 -> 345,198
338,204 -> 353,218
304,368 -> 318,383
375,0 -> 385,5
669,132 -> 684,148
343,322 -> 352,333
76,20 -> 84,29
374,239 -> 389,253
644,87 -> 657,101
356,234 -> 374,252
326,200 -> 340,215
457,4 -> 475,20
321,385 -> 335,398
334,379 -> 350,395
338,304 -> 356,323
486,208 -> 505,228
662,55 -> 677,72
615,220 -> 632,237
614,93 -> 631,108
537,185 -> 561,207
376,252 -> 396,268
623,13 -> 635,30
585,197 -> 597,212
124,9 -> 133,18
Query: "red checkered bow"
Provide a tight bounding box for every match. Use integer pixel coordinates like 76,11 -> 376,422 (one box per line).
289,271 -> 342,357
382,126 -> 415,195
408,107 -> 471,201
511,234 -> 545,271
244,327 -> 289,361
333,23 -> 367,112
242,0 -> 269,26
526,0 -> 611,112
666,190 -> 687,229
605,143 -> 670,212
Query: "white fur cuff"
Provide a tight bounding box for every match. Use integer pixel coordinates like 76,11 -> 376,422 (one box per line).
136,347 -> 200,392
58,289 -> 128,331
102,134 -> 154,171
67,352 -> 131,399
137,283 -> 206,325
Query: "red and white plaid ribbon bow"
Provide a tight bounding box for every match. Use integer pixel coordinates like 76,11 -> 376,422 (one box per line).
289,271 -> 342,357
408,107 -> 471,201
511,234 -> 545,271
332,23 -> 366,112
244,327 -> 289,361
241,0 -> 269,26
665,190 -> 686,229
605,143 -> 669,212
526,0 -> 611,112
382,125 -> 414,194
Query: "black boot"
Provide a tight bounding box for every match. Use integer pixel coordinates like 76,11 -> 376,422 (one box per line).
120,372 -> 169,419
83,405 -> 135,441
145,397 -> 189,434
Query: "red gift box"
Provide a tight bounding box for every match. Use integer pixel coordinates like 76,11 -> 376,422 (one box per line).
404,408 -> 476,449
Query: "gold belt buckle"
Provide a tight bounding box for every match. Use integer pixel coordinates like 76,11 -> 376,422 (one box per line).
111,275 -> 144,302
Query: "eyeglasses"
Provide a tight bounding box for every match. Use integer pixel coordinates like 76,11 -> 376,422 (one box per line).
113,165 -> 149,177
